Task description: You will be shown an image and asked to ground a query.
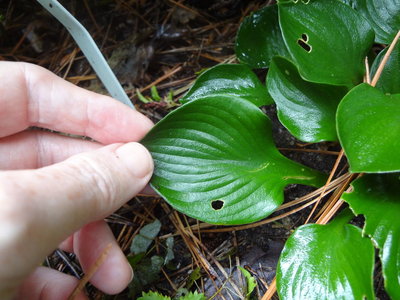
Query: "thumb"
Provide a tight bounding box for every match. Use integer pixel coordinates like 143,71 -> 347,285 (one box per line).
0,142 -> 153,281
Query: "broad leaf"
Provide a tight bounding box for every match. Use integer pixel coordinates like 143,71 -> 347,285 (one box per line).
353,0 -> 400,44
278,0 -> 374,86
370,43 -> 400,95
142,95 -> 325,225
267,56 -> 347,142
181,64 -> 272,106
128,256 -> 164,297
277,210 -> 375,300
337,83 -> 400,173
235,5 -> 289,68
130,219 -> 161,254
342,174 -> 400,299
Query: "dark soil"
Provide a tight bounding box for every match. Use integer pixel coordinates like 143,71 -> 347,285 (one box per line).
0,1 -> 390,299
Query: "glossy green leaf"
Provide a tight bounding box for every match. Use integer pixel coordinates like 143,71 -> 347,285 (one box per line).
181,64 -> 272,106
353,0 -> 400,44
337,83 -> 400,173
370,42 -> 400,95
142,95 -> 325,225
342,173 -> 400,299
235,5 -> 289,68
277,210 -> 375,300
267,56 -> 347,142
278,0 -> 374,86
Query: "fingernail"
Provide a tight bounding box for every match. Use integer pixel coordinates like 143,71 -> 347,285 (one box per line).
116,142 -> 153,178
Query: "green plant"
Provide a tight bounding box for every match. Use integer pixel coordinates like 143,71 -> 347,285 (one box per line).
127,219 -> 175,297
137,290 -> 206,300
140,0 -> 400,298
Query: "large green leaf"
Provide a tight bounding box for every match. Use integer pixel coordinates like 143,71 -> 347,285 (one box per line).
235,5 -> 289,68
276,210 -> 375,300
370,43 -> 400,95
278,0 -> 374,87
142,95 -> 325,225
337,83 -> 400,173
181,64 -> 272,106
353,0 -> 400,44
342,174 -> 400,299
267,56 -> 347,142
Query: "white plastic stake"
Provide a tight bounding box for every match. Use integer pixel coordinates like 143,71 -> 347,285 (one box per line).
36,0 -> 135,109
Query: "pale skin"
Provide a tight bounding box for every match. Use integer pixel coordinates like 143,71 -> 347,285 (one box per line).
0,61 -> 154,299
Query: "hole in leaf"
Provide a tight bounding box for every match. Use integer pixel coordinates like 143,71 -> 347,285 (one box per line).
211,200 -> 224,210
49,3 -> 53,8
301,33 -> 309,42
297,38 -> 312,53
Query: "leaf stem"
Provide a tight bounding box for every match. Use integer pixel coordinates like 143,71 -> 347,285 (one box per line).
371,30 -> 400,87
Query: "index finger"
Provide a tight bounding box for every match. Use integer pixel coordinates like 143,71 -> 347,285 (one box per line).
0,61 -> 153,144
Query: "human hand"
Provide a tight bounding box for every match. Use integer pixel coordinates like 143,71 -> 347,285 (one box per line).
0,62 -> 154,299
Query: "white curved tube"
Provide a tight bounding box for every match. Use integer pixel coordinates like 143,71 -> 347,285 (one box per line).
36,0 -> 134,109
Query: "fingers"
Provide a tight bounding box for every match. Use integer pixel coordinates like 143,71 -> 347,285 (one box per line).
0,61 -> 153,143
0,142 -> 153,288
59,221 -> 132,294
0,130 -> 101,170
15,267 -> 88,300
73,221 -> 133,294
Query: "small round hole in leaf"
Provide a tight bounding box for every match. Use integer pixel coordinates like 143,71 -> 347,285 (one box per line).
301,33 -> 309,42
211,200 -> 224,210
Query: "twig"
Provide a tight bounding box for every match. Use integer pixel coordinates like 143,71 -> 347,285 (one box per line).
371,30 -> 400,87
132,66 -> 182,94
68,243 -> 113,300
364,56 -> 371,84
261,278 -> 276,300
304,149 -> 344,223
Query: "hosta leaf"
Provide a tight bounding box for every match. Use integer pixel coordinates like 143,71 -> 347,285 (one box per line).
142,95 -> 325,225
353,0 -> 400,44
267,56 -> 347,142
181,64 -> 272,106
277,210 -> 375,300
278,0 -> 374,86
342,174 -> 400,299
370,42 -> 400,95
337,83 -> 400,173
235,5 -> 289,68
